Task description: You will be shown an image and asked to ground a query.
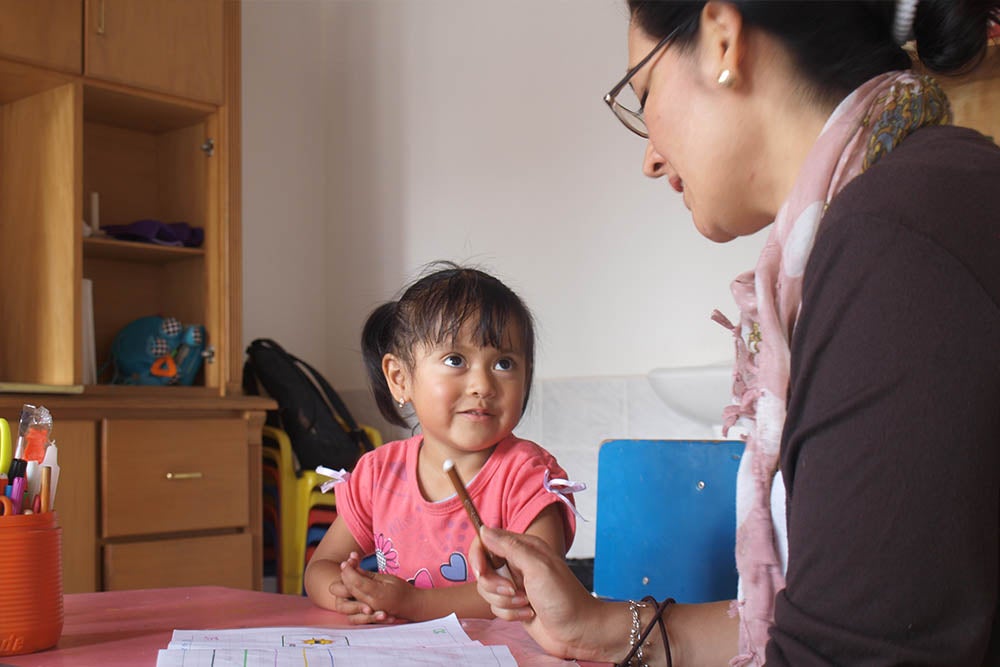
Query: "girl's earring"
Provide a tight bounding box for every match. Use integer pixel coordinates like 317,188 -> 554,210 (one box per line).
717,69 -> 734,87
397,397 -> 406,408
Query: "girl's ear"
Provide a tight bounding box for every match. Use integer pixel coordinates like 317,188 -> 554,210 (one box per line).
382,353 -> 409,403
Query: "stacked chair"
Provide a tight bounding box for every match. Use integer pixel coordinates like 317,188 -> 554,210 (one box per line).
261,424 -> 382,595
593,439 -> 745,604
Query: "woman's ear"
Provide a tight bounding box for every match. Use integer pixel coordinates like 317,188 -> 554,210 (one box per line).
700,1 -> 745,87
382,353 -> 409,403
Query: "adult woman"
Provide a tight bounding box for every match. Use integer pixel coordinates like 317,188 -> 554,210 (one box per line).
472,1 -> 1000,665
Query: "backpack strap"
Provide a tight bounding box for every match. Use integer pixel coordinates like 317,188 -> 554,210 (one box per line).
290,353 -> 375,454
246,338 -> 374,454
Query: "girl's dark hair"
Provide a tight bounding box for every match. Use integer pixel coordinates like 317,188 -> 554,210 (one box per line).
361,261 -> 536,428
628,1 -> 1000,107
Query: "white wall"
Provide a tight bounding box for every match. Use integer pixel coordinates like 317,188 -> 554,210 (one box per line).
244,0 -> 766,390
243,1 -> 767,558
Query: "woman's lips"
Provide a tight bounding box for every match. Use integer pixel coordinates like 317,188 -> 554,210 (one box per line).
669,175 -> 684,193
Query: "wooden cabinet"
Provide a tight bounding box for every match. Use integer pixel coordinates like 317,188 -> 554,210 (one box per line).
0,0 -> 82,73
101,417 -> 254,590
84,0 -> 224,104
0,397 -> 270,594
0,3 -> 271,593
0,1 -> 239,393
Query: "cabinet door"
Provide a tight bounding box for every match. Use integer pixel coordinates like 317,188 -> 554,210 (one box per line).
84,0 -> 224,104
53,420 -> 100,593
0,82 -> 80,387
0,0 -> 82,72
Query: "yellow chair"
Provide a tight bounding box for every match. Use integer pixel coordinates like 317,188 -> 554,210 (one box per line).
262,424 -> 382,595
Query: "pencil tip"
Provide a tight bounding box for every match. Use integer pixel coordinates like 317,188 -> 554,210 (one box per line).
442,458 -> 454,471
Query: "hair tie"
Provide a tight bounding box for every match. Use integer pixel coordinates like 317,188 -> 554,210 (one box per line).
893,0 -> 918,45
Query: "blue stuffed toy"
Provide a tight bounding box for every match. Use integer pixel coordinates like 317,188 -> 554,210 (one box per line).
109,316 -> 206,386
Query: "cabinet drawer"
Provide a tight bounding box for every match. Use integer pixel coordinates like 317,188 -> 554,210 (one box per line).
104,532 -> 253,590
102,419 -> 249,538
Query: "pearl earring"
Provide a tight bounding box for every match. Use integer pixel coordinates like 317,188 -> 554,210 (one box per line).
717,69 -> 734,87
397,398 -> 406,408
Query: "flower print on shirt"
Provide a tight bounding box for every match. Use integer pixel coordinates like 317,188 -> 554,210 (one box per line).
374,533 -> 399,574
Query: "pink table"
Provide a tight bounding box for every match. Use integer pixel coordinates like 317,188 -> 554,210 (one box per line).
1,586 -> 607,666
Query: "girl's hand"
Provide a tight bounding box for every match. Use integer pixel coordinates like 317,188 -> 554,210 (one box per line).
337,554 -> 410,624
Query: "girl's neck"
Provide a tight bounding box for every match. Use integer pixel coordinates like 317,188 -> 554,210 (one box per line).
416,437 -> 498,502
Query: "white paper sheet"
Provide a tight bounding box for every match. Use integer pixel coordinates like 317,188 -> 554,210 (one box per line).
156,613 -> 518,667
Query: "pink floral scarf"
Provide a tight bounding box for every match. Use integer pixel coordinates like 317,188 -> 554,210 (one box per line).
712,71 -> 951,666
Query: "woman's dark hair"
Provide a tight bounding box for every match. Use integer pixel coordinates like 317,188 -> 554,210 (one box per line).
361,261 -> 536,428
628,1 -> 1000,107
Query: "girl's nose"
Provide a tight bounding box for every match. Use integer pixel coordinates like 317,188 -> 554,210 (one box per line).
468,366 -> 496,397
642,141 -> 668,179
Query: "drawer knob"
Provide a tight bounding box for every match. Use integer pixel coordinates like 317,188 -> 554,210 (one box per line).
165,472 -> 204,480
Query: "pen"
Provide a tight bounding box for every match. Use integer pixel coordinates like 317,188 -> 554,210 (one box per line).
442,459 -> 511,578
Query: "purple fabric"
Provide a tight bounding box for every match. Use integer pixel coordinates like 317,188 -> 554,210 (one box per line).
101,220 -> 204,248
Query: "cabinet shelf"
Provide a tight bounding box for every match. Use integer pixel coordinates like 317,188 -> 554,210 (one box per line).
84,237 -> 205,263
84,82 -> 214,133
83,383 -> 219,401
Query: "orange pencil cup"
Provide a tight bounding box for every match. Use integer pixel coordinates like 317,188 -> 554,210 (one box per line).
0,511 -> 63,656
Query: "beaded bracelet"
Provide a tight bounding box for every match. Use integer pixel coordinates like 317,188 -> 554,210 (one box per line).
615,596 -> 675,667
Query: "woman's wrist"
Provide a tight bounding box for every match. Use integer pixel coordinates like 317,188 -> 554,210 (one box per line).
561,598 -> 656,664
611,597 -> 674,667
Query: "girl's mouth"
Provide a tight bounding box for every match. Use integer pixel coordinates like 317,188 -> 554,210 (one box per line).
669,175 -> 684,193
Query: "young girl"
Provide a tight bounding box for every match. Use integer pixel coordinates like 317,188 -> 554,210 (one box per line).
304,263 -> 577,623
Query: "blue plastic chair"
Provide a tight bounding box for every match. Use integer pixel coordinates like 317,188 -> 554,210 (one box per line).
593,439 -> 744,603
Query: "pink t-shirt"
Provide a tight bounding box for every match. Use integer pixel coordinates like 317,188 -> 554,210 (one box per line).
335,433 -> 576,589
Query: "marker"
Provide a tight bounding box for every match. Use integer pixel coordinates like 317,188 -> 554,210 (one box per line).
10,476 -> 25,514
443,459 -> 512,579
0,417 -> 11,476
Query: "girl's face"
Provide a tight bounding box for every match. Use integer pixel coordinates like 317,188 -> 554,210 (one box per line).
399,321 -> 528,462
626,20 -> 773,241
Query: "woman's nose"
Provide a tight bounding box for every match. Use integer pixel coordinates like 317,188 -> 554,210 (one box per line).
642,141 -> 668,179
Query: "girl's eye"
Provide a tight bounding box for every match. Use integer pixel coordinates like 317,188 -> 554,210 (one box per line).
443,355 -> 464,368
494,358 -> 514,371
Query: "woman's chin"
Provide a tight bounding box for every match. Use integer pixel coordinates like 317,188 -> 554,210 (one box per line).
693,217 -> 737,243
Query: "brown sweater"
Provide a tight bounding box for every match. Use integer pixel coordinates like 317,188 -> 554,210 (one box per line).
767,126 -> 1000,665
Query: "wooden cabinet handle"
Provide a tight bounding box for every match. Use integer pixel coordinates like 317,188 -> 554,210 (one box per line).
165,472 -> 203,481
97,0 -> 106,35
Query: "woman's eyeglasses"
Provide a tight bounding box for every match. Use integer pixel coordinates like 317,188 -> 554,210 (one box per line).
603,27 -> 681,139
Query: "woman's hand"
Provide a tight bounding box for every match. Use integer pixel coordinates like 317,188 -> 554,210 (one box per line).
471,526 -> 608,660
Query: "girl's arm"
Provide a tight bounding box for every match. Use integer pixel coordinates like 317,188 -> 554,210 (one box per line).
340,503 -> 568,622
304,516 -> 388,620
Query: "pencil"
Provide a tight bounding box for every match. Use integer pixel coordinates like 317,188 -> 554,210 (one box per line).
443,459 -> 507,572
40,465 -> 51,513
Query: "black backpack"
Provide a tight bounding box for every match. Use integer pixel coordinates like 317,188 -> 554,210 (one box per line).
242,338 -> 374,471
